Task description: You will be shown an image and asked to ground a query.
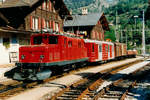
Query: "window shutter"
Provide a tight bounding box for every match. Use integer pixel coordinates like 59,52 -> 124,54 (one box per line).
49,1 -> 51,11
42,2 -> 44,10
42,18 -> 45,29
30,16 -> 33,29
53,21 -> 55,31
38,18 -> 41,30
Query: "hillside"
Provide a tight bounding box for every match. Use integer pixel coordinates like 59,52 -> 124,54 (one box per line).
64,0 -> 118,14
104,0 -> 150,52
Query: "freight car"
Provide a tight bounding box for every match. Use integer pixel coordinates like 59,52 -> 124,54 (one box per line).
5,33 -> 137,81
114,43 -> 127,59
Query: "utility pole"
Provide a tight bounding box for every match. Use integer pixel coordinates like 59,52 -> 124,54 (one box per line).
115,10 -> 118,42
142,9 -> 146,55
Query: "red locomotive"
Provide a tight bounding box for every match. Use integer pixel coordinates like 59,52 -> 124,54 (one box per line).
5,33 -> 137,81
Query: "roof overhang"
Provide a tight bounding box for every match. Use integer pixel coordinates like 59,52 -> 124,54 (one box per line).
0,27 -> 31,34
100,13 -> 110,31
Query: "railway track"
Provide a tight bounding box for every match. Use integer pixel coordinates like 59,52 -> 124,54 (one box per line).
0,59 -> 144,99
94,64 -> 150,100
49,60 -> 144,100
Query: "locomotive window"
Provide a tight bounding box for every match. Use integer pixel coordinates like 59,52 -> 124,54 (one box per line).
33,36 -> 42,44
49,36 -> 58,44
68,41 -> 72,47
92,44 -> 94,52
99,45 -> 102,52
108,45 -> 110,52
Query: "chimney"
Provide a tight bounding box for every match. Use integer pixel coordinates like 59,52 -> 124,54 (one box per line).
82,7 -> 88,15
0,0 -> 5,5
70,9 -> 72,15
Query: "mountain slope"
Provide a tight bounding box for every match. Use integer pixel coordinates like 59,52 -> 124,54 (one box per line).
64,0 -> 117,14
104,0 -> 150,49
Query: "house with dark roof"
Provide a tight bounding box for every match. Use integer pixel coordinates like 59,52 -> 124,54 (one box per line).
0,0 -> 71,64
64,9 -> 109,41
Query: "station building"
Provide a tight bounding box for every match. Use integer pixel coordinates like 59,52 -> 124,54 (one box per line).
64,8 -> 109,41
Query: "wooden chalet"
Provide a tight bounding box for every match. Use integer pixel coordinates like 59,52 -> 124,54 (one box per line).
64,11 -> 109,41
0,0 -> 71,64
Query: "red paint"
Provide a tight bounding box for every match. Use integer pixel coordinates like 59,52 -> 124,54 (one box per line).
110,45 -> 112,58
53,21 -> 55,31
102,43 -> 108,61
19,34 -> 87,63
42,18 -> 45,29
85,43 -> 98,62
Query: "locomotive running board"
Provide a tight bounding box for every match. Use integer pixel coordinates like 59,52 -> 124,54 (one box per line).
16,58 -> 89,67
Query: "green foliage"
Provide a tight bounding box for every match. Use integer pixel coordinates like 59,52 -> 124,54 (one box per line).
104,26 -> 116,42
104,0 -> 150,52
3,42 -> 10,49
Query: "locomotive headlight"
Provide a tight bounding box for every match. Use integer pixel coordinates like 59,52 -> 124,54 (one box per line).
21,55 -> 25,60
40,55 -> 44,59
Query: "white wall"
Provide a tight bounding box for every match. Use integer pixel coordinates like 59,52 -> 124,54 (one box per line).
0,35 -> 19,64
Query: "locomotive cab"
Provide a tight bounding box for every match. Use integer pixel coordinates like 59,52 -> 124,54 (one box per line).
8,34 -> 60,80
19,34 -> 60,63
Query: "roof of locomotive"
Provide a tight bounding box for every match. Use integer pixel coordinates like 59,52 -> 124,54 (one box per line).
31,33 -> 84,40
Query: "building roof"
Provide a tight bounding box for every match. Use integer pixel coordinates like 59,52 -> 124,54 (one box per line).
0,0 -> 39,8
0,0 -> 71,28
64,13 -> 103,27
64,12 -> 109,30
0,0 -> 70,16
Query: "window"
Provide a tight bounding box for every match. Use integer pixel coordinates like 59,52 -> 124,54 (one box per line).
12,35 -> 17,44
43,2 -> 46,10
32,17 -> 39,30
19,38 -> 30,45
3,37 -> 10,46
108,45 -> 110,52
99,45 -> 102,52
35,18 -> 38,30
49,36 -> 58,44
33,36 -> 42,44
46,0 -> 49,10
68,41 -> 72,47
55,22 -> 59,32
46,20 -> 49,28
